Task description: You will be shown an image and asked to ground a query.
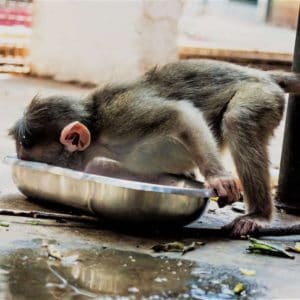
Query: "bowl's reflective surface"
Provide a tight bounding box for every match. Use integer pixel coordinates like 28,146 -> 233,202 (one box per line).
4,155 -> 212,227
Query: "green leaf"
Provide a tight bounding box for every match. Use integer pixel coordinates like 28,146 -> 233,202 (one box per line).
247,237 -> 294,259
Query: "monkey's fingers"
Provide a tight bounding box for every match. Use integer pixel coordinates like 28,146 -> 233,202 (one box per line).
222,180 -> 237,203
229,180 -> 242,202
218,178 -> 241,206
220,178 -> 241,205
206,181 -> 227,198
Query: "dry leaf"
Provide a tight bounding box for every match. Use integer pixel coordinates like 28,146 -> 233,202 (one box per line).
151,241 -> 205,255
210,197 -> 219,202
240,268 -> 256,276
286,242 -> 300,254
233,282 -> 244,294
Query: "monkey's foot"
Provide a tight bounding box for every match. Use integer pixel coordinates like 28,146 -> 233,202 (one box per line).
223,214 -> 266,238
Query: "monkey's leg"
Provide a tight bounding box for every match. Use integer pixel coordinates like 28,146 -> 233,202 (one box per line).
222,83 -> 284,237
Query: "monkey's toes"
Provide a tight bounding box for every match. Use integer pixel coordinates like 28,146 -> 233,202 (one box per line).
224,216 -> 262,238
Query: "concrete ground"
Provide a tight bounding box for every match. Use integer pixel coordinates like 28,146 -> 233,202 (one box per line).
1,75 -> 300,299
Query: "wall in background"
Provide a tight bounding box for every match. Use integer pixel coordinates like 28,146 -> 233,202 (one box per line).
269,0 -> 300,29
29,0 -> 182,85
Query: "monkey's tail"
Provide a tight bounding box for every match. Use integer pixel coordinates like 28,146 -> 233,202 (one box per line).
267,70 -> 300,93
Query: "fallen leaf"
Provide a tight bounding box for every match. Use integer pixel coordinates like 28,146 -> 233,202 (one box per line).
182,241 -> 205,255
286,242 -> 300,254
233,282 -> 244,294
26,220 -> 40,225
247,237 -> 294,259
151,241 -> 205,255
210,197 -> 219,202
294,242 -> 300,252
240,268 -> 256,276
152,241 -> 185,253
0,221 -> 9,227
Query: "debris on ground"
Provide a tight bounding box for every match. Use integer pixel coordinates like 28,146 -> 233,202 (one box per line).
233,282 -> 244,294
231,202 -> 246,213
0,221 -> 9,227
247,237 -> 294,259
26,220 -> 41,225
151,241 -> 205,255
154,277 -> 168,283
240,268 -> 256,276
210,197 -> 219,202
128,287 -> 139,293
47,244 -> 62,260
286,242 -> 300,254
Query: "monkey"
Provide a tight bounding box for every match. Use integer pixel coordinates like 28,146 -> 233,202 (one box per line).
9,59 -> 300,237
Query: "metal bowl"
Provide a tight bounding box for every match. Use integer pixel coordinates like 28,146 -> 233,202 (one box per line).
4,155 -> 212,227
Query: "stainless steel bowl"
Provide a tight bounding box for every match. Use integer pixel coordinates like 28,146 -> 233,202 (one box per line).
4,155 -> 212,227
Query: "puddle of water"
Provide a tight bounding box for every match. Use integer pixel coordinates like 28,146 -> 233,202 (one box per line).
0,240 -> 262,299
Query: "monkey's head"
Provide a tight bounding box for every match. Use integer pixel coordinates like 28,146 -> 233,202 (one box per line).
9,95 -> 92,170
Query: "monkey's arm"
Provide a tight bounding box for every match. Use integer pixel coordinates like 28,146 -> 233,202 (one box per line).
173,101 -> 241,202
104,98 -> 240,202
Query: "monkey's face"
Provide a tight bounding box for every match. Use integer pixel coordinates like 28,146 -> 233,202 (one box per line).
10,119 -> 91,171
9,95 -> 92,171
12,130 -> 84,170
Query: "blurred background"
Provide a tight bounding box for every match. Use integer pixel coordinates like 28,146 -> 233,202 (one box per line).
0,0 -> 297,83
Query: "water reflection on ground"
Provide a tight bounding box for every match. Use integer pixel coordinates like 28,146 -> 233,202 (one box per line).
0,240 -> 262,299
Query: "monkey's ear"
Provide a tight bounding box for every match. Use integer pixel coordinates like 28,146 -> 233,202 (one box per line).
60,121 -> 91,152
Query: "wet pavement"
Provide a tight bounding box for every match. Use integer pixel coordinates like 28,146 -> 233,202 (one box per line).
0,240 -> 262,299
1,75 -> 300,299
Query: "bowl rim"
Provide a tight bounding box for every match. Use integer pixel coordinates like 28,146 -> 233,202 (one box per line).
4,154 -> 213,198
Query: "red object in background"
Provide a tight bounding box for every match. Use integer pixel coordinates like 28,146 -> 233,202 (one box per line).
0,7 -> 31,27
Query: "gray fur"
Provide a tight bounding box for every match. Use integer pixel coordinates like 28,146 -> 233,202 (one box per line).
10,59 -> 297,236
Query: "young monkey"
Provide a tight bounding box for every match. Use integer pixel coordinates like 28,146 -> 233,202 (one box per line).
9,59 -> 300,237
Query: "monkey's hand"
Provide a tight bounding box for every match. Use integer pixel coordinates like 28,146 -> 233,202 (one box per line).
205,174 -> 241,206
222,214 -> 267,238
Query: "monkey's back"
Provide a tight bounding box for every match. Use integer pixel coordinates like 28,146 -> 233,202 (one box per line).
141,59 -> 274,141
143,59 -> 266,105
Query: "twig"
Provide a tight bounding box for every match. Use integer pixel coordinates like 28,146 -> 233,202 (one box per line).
0,209 -> 98,224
